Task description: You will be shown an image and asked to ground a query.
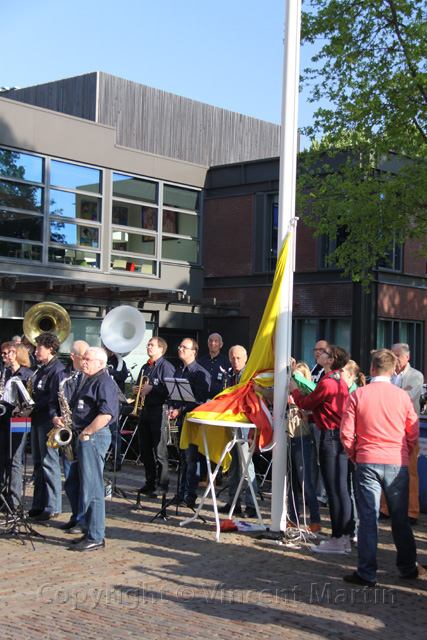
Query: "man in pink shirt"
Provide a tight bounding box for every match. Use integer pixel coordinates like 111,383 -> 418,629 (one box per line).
340,349 -> 423,586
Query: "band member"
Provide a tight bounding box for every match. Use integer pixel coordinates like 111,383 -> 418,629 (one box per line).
69,347 -> 119,551
133,337 -> 174,496
0,344 -> 32,510
24,332 -> 65,521
50,340 -> 89,534
198,333 -> 230,398
168,338 -> 211,508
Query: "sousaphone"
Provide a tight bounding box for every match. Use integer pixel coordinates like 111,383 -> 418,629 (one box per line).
100,305 -> 146,355
23,302 -> 71,345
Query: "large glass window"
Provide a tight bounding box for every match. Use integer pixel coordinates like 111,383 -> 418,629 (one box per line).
0,211 -> 42,241
50,221 -> 99,248
0,149 -> 43,183
113,174 -> 157,203
163,184 -> 199,211
0,179 -> 43,212
50,190 -> 101,222
50,160 -> 101,193
160,183 -> 200,264
377,319 -> 423,371
111,255 -> 156,275
48,247 -> 100,268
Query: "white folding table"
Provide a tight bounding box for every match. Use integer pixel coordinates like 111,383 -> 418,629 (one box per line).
180,417 -> 265,541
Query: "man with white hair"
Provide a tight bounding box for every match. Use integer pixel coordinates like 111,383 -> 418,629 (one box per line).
69,347 -> 119,551
380,343 -> 424,524
51,340 -> 89,534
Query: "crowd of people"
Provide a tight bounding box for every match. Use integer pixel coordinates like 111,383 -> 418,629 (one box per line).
0,329 -> 425,584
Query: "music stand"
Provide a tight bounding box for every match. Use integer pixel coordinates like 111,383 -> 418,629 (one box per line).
148,378 -> 206,523
0,416 -> 45,548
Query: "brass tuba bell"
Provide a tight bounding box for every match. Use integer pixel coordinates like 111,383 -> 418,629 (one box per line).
23,302 -> 72,346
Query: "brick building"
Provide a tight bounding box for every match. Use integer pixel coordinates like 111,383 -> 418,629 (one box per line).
203,157 -> 426,377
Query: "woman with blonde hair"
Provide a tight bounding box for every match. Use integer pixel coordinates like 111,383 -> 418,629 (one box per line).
0,344 -> 32,510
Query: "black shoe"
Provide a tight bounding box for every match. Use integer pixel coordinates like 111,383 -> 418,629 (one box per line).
71,539 -> 105,552
69,534 -> 87,545
243,506 -> 257,518
108,464 -> 121,472
409,517 -> 418,526
60,519 -> 77,531
400,564 -> 427,579
378,512 -> 390,520
343,571 -> 377,587
28,508 -> 44,518
33,511 -> 60,522
67,524 -> 87,535
218,503 -> 242,515
180,498 -> 197,509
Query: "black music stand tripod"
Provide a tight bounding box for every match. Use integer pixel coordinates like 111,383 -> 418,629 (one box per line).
0,418 -> 45,548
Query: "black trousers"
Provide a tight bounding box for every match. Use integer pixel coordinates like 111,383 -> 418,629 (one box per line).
137,405 -> 169,490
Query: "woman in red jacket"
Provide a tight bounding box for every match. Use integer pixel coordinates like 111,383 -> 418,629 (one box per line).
289,345 -> 352,554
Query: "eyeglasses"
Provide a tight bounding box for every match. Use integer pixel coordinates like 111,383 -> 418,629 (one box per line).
178,345 -> 193,351
313,348 -> 326,353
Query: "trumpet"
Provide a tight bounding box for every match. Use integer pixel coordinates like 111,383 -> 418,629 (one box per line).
132,375 -> 149,416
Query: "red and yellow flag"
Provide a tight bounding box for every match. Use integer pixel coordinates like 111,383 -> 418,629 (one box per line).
181,233 -> 290,467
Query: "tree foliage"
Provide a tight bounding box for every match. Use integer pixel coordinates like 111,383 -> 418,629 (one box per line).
297,0 -> 427,286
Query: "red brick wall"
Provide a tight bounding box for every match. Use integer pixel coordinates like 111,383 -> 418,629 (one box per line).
203,195 -> 254,278
293,283 -> 353,317
402,239 -> 426,277
206,285 -> 271,347
378,283 -> 427,378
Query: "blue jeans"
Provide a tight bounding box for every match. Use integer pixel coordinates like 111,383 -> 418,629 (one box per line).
31,420 -> 62,514
77,427 -> 111,543
288,434 -> 320,524
63,456 -> 86,525
319,429 -> 352,538
356,463 -> 417,582
179,443 -> 199,503
227,430 -> 257,509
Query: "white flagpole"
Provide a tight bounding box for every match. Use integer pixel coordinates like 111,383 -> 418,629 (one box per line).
270,0 -> 302,532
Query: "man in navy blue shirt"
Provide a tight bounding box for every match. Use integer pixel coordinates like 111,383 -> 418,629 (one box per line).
133,337 -> 175,496
26,332 -> 65,522
198,333 -> 230,399
168,338 -> 210,508
69,347 -> 119,552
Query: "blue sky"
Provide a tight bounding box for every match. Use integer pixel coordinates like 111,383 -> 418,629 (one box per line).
3,0 -> 319,147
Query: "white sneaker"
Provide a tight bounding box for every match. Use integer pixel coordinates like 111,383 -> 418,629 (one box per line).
311,537 -> 346,554
342,535 -> 351,552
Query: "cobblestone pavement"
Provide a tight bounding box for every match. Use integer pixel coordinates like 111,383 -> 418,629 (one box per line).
1,460 -> 426,640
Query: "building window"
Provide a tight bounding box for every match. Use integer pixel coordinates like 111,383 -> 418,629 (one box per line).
319,228 -> 347,269
378,239 -> 402,272
377,319 -> 423,371
161,184 -> 200,264
0,146 -> 201,276
253,192 -> 278,273
292,318 -> 352,365
0,149 -> 44,261
48,160 -> 102,268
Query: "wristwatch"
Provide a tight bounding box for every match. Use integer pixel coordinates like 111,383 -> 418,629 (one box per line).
82,430 -> 90,436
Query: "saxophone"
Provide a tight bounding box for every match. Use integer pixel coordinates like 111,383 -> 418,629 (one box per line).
26,365 -> 41,400
46,375 -> 76,462
0,367 -> 6,415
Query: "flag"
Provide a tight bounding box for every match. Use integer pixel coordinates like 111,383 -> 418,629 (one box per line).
181,233 -> 291,467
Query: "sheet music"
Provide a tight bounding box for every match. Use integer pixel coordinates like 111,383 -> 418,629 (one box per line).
165,377 -> 196,403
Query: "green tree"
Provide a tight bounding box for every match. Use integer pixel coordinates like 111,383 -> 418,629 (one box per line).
297,0 -> 427,286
